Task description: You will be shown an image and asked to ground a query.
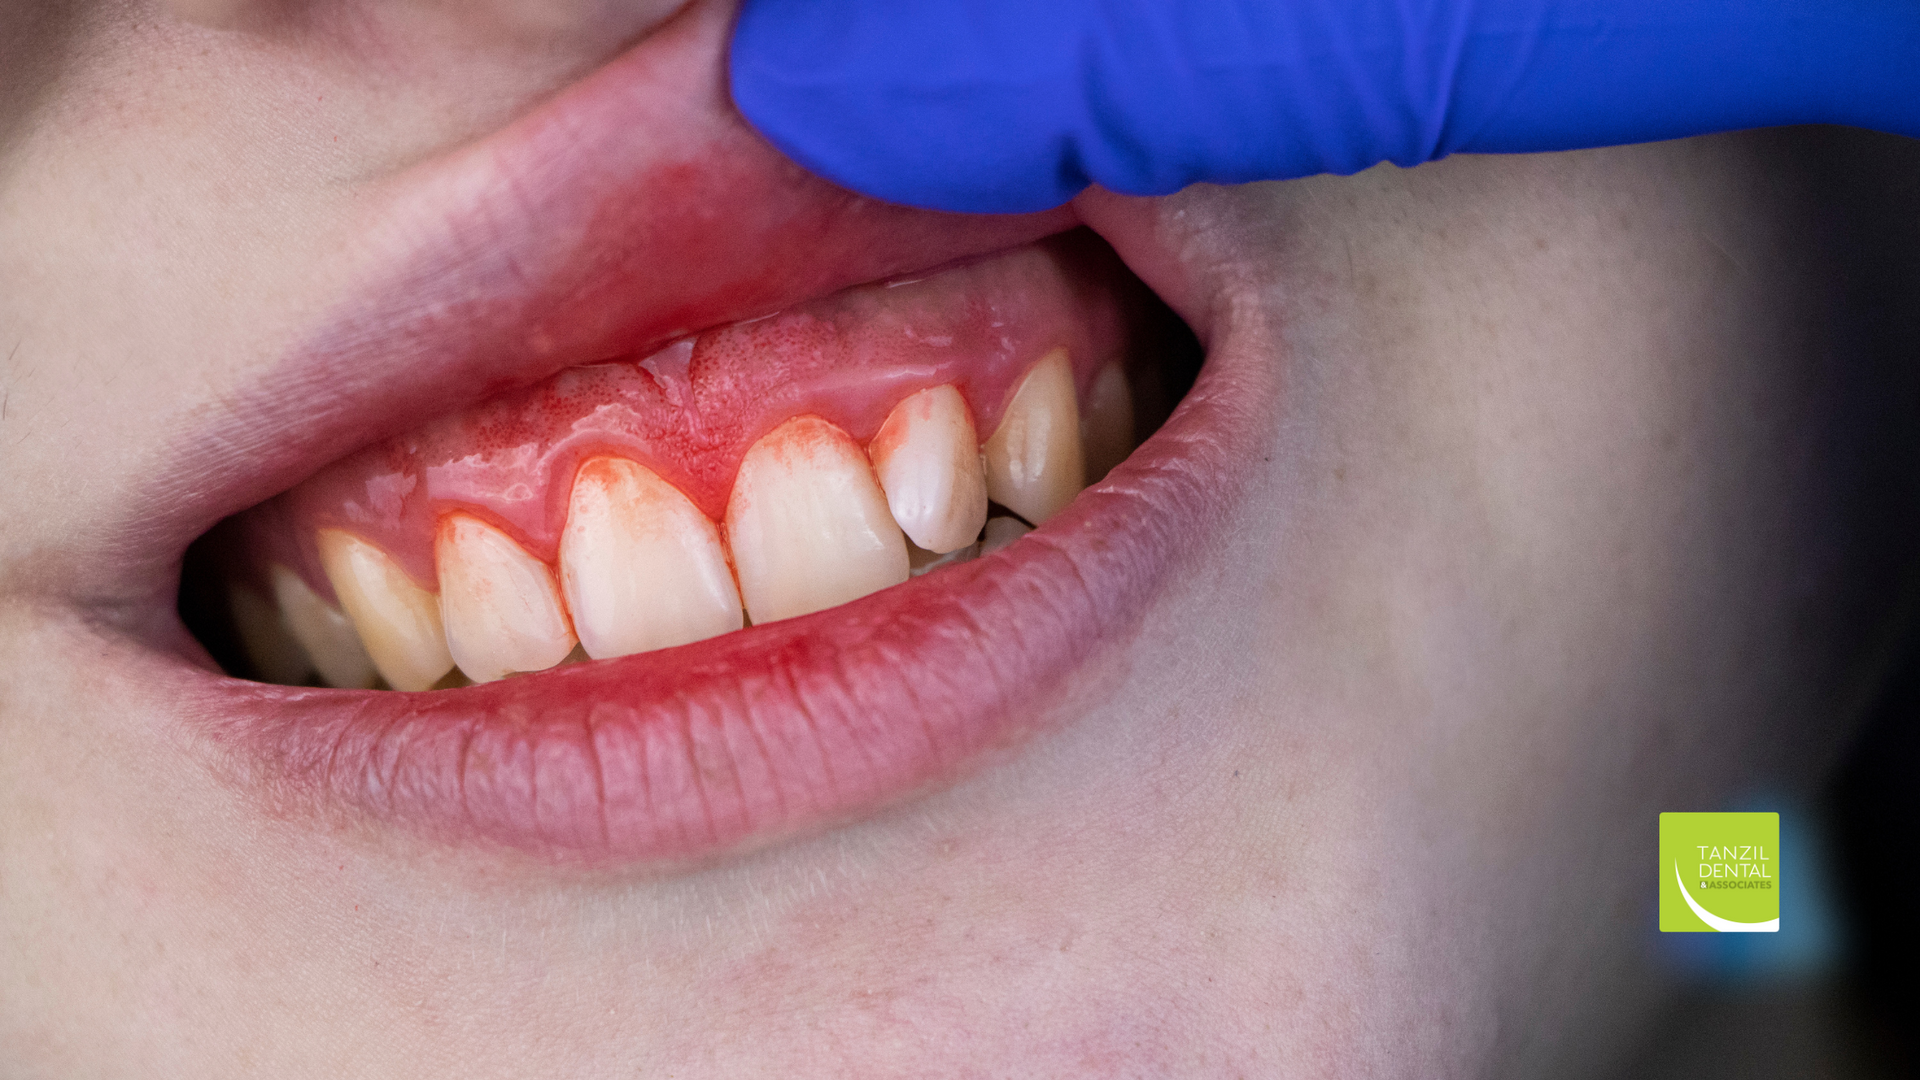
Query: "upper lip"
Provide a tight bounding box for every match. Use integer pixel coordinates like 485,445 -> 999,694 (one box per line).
98,0 -> 1259,868
130,0 -> 1075,581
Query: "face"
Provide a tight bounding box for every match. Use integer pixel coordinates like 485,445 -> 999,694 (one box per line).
4,1 -> 1917,1075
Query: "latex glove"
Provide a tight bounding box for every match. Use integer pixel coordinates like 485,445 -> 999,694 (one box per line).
730,0 -> 1920,213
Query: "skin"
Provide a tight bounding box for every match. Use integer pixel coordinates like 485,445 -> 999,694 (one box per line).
5,1 -> 1919,1075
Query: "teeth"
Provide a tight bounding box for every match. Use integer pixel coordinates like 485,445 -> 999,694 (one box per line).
268,562 -> 378,689
228,578 -> 316,686
1080,362 -> 1135,483
908,539 -> 980,577
725,415 -> 910,623
984,348 -> 1086,525
316,530 -> 453,691
435,514 -> 577,683
285,352 -> 1114,688
868,385 -> 989,554
980,516 -> 1032,556
559,456 -> 744,660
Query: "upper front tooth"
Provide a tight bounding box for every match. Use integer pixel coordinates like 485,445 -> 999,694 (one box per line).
868,385 -> 988,554
436,513 -> 577,683
725,415 -> 910,623
984,347 -> 1086,525
273,564 -> 378,688
316,530 -> 453,691
560,456 -> 744,660
1080,362 -> 1135,483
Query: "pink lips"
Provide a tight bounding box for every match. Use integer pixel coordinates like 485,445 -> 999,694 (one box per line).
203,391 -> 1245,863
152,0 -> 1257,865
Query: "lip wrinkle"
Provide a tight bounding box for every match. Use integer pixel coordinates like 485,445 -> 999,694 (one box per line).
582,707 -> 610,851
717,689 -> 785,833
454,719 -> 478,845
533,711 -> 595,851
685,702 -> 725,849
767,657 -> 837,814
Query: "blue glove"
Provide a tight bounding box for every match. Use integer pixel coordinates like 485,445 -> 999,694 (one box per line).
730,0 -> 1920,213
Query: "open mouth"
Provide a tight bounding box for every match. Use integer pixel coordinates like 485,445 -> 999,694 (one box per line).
121,0 -> 1254,870
177,230 -> 1204,866
199,232 -> 1188,693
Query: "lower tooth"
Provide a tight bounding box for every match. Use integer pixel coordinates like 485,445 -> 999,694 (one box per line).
435,514 -> 577,683
1080,362 -> 1136,483
316,530 -> 453,691
725,415 -> 910,623
908,540 -> 980,577
270,562 -> 378,689
228,579 -> 317,686
984,348 -> 1086,526
559,456 -> 744,660
980,516 -> 1032,557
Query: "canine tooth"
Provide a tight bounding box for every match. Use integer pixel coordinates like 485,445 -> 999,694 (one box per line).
228,577 -> 316,686
316,530 -> 453,691
269,563 -> 377,688
868,385 -> 988,553
436,514 -> 577,683
560,456 -> 744,660
726,415 -> 910,623
980,516 -> 1032,557
984,348 -> 1085,525
1080,362 -> 1135,483
908,540 -> 979,578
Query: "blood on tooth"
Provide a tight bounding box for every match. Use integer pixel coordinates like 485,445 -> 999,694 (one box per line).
276,238 -> 1131,592
559,455 -> 744,660
437,513 -> 578,683
261,236 -> 1165,679
725,415 -> 910,624
867,385 -> 988,554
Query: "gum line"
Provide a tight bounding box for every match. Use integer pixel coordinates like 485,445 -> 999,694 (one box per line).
251,235 -> 1134,598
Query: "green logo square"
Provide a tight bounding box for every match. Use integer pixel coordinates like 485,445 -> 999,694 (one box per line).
1659,812 -> 1779,932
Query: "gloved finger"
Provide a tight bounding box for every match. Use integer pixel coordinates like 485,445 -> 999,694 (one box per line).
730,0 -> 1920,214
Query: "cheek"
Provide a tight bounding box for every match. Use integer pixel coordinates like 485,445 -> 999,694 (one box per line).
1055,140 -> 1920,1060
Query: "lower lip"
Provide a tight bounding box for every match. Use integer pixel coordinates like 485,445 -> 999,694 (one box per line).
135,0 -> 1257,867
174,341 -> 1253,867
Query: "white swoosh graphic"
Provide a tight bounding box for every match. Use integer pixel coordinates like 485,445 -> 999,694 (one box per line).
1674,860 -> 1779,932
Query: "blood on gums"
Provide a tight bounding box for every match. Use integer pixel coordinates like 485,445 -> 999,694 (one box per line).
269,237 -> 1134,594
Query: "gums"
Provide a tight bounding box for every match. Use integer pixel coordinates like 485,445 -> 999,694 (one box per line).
201,347 -> 1236,865
255,233 -> 1139,595
162,0 -> 1218,869
177,224 -> 1212,865
136,0 -> 1074,599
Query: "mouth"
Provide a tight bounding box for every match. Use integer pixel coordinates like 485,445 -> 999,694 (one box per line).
125,0 -> 1252,870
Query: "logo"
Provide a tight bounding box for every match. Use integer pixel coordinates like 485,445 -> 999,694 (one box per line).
1659,812 -> 1779,932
